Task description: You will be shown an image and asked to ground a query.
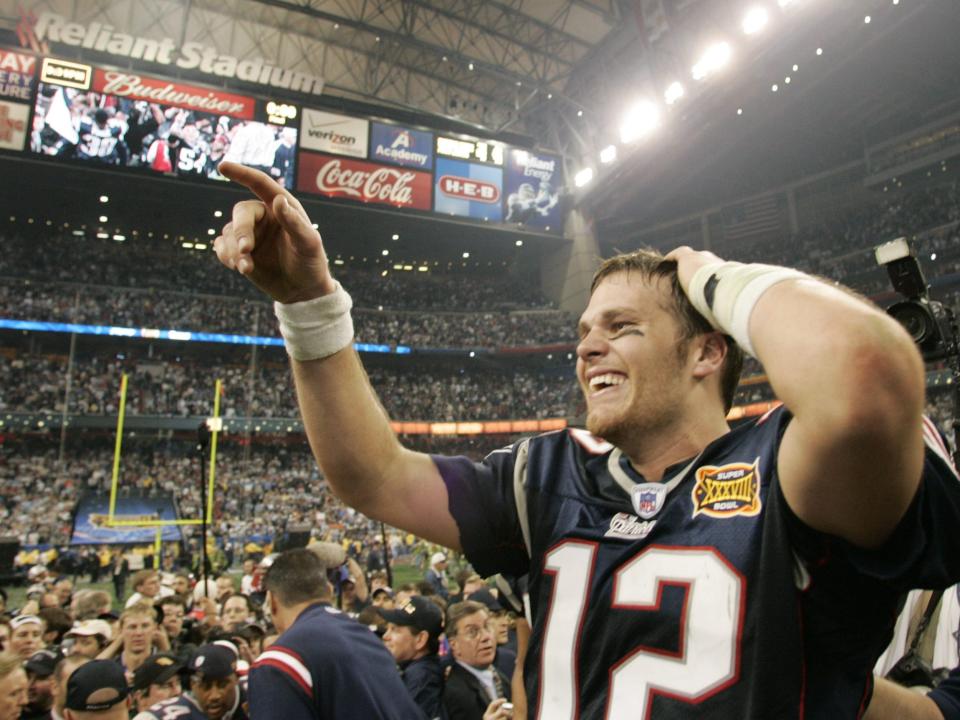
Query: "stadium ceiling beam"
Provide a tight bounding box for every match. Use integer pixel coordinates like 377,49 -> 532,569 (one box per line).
232,0 -> 503,104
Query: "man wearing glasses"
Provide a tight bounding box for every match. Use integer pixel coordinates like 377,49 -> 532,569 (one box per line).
444,601 -> 513,720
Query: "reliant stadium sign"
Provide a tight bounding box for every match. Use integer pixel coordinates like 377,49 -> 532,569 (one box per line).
20,11 -> 325,97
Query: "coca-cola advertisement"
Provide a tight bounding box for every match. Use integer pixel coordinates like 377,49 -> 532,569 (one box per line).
297,150 -> 432,210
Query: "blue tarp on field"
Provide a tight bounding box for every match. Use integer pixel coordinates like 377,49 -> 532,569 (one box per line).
71,493 -> 184,545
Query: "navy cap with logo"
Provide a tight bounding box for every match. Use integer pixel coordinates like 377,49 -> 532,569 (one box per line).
379,596 -> 443,639
25,649 -> 60,677
65,660 -> 129,711
188,644 -> 237,679
132,653 -> 184,692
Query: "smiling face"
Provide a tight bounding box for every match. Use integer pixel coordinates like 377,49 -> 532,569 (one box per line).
577,272 -> 694,449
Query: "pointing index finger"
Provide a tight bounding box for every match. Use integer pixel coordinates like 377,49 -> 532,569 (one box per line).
219,161 -> 290,206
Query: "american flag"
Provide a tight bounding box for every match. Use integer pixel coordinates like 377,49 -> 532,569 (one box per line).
722,194 -> 785,242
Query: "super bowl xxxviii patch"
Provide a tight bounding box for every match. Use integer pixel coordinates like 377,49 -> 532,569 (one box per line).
691,458 -> 762,518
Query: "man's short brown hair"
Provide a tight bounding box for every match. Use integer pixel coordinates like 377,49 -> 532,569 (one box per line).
591,249 -> 744,412
445,601 -> 488,638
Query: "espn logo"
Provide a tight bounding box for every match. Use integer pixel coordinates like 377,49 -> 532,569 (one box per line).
438,175 -> 500,203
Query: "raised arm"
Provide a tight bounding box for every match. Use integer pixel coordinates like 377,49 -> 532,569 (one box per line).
213,162 -> 460,550
670,247 -> 926,548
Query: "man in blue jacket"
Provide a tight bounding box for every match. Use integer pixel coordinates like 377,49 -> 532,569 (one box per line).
248,548 -> 424,719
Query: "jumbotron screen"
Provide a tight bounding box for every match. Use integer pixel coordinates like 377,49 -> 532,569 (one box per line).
30,69 -> 297,187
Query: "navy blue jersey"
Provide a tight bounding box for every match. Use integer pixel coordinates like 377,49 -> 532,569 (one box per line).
435,407 -> 960,719
248,602 -> 425,720
133,689 -> 248,719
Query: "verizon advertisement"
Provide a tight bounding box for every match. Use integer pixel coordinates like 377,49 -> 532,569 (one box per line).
31,69 -> 295,184
0,48 -> 37,102
300,108 -> 368,158
0,100 -> 29,151
297,151 -> 432,210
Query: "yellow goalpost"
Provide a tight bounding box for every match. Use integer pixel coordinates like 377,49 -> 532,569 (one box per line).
104,374 -> 224,565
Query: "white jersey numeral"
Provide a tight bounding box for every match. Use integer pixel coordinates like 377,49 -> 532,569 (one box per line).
538,543 -> 745,720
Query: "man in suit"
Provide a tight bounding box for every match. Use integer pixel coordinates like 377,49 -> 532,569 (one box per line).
443,601 -> 512,720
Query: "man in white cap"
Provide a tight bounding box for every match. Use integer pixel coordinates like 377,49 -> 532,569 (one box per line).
424,553 -> 449,600
65,622 -> 112,659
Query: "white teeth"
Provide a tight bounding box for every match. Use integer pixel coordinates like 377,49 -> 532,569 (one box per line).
589,373 -> 625,389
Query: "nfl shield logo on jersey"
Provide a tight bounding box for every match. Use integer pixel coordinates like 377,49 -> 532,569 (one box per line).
631,483 -> 667,519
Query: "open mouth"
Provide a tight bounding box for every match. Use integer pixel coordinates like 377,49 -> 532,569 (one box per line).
588,373 -> 626,395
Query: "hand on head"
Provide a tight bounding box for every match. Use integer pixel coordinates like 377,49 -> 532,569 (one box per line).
214,162 -> 336,304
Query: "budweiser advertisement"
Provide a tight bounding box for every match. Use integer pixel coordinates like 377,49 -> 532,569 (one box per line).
31,71 -> 296,186
504,148 -> 563,234
297,151 -> 432,210
0,48 -> 37,102
433,157 -> 503,222
0,100 -> 30,151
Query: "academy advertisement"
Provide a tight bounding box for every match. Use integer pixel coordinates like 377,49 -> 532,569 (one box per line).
0,100 -> 29,150
0,48 -> 37,102
369,121 -> 433,170
71,493 -> 184,545
300,108 -> 368,158
504,148 -> 563,233
297,151 -> 433,210
434,157 -> 503,222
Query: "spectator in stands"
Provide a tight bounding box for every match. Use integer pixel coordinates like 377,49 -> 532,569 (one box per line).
129,654 -> 183,714
125,571 -> 162,609
50,654 -> 90,720
63,660 -> 130,719
239,562 -> 255,596
249,547 -> 421,719
425,553 -> 450,601
214,577 -> 234,603
380,596 -> 446,720
9,616 -> 45,660
133,644 -> 246,720
443,601 -> 512,720
0,651 -> 28,720
39,608 -> 73,648
65,621 -> 112,659
23,648 -> 58,719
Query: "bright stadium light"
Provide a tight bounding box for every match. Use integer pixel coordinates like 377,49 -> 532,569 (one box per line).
600,145 -> 617,164
664,81 -> 685,105
692,42 -> 732,80
574,167 -> 594,187
742,7 -> 769,35
620,100 -> 661,143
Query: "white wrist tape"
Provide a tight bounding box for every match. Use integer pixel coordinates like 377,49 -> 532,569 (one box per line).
688,261 -> 806,357
274,282 -> 354,361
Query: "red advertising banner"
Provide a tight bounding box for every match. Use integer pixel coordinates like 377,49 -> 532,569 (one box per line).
0,48 -> 37,102
93,69 -> 255,119
297,151 -> 432,210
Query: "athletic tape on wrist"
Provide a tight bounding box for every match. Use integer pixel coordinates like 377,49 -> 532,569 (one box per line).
688,261 -> 805,357
274,282 -> 354,361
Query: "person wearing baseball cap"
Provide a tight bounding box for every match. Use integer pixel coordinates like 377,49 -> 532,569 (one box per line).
64,621 -> 112,659
381,596 -> 446,720
132,644 -> 246,720
130,654 -> 183,714
23,649 -> 59,719
63,660 -> 129,720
